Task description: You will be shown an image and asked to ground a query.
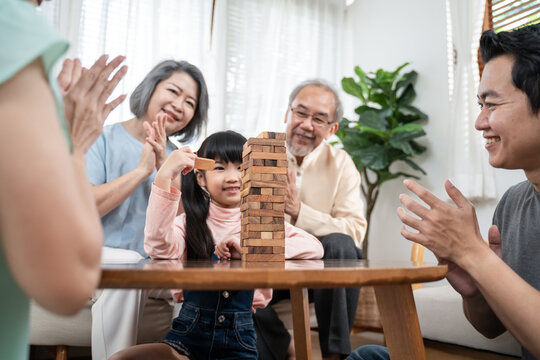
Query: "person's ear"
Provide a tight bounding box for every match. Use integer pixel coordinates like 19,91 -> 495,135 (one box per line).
195,170 -> 206,188
325,121 -> 339,140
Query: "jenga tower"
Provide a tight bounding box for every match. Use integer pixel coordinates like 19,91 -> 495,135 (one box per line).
240,132 -> 288,261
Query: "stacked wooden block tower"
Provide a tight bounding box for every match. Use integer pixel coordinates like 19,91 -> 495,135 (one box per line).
240,132 -> 288,261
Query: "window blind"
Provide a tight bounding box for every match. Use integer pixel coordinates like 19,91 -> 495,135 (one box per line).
490,0 -> 540,32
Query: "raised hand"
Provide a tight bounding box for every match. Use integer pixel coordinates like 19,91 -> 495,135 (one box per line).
60,55 -> 128,154
285,169 -> 301,220
153,147 -> 196,191
398,179 -> 486,267
143,114 -> 168,170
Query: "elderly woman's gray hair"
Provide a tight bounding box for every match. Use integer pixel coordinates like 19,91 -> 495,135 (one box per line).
130,60 -> 208,142
288,79 -> 343,124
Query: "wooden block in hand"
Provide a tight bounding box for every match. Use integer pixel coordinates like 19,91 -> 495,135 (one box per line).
194,157 -> 215,170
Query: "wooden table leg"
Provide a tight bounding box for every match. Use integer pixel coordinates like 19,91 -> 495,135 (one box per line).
374,284 -> 425,360
290,287 -> 312,360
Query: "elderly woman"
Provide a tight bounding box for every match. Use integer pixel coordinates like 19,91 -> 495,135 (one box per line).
87,59 -> 209,359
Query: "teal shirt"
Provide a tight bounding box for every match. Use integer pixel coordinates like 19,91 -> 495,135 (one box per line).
0,0 -> 68,359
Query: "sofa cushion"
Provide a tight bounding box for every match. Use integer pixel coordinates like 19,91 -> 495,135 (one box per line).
413,285 -> 521,357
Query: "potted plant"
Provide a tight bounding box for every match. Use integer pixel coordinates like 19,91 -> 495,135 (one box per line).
335,62 -> 428,257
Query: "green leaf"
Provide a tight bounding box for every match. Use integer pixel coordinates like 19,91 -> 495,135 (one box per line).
369,92 -> 390,108
357,144 -> 390,170
410,140 -> 427,154
341,132 -> 372,150
390,123 -> 423,134
358,110 -> 386,131
395,70 -> 417,91
377,171 -> 402,184
342,77 -> 365,102
391,62 -> 410,78
354,105 -> 379,116
354,66 -> 367,81
397,84 -> 416,106
400,105 -> 428,122
389,129 -> 426,155
402,158 -> 427,174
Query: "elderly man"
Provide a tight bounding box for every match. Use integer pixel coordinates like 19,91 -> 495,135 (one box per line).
351,22 -> 540,360
255,79 -> 367,360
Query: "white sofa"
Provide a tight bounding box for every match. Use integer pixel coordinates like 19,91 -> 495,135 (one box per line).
413,284 -> 522,357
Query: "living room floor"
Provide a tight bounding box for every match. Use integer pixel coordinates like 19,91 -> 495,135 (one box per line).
31,332 -> 520,360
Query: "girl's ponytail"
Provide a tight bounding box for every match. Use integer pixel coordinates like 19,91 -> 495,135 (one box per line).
181,170 -> 214,259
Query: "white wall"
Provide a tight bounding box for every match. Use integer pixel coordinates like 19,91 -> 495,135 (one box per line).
346,0 -> 526,262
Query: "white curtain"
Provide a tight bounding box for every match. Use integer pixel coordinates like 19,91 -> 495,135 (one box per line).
209,0 -> 345,137
39,0 -> 214,135
39,0 -> 346,142
446,0 -> 496,200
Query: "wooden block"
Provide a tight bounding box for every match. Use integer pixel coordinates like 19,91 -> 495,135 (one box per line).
255,131 -> 286,140
273,188 -> 286,196
273,231 -> 285,239
273,203 -> 285,211
194,157 -> 215,170
244,209 -> 284,217
256,131 -> 276,139
261,188 -> 273,195
246,138 -> 285,147
240,187 -> 260,197
261,174 -> 275,181
249,166 -> 287,175
246,195 -> 285,203
260,202 -> 272,210
242,231 -> 266,239
241,158 -> 266,170
261,232 -> 273,239
248,216 -> 261,224
249,152 -> 288,161
245,223 -> 285,232
246,246 -> 274,254
261,216 -> 274,224
273,174 -> 288,182
240,202 -> 260,211
248,180 -> 285,189
272,246 -> 285,254
262,146 -> 272,152
243,239 -> 285,246
274,146 -> 286,153
277,160 -> 289,167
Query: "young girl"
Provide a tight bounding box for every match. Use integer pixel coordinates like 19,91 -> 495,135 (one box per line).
110,131 -> 323,360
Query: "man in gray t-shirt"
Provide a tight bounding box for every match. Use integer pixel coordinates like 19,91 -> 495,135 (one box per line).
394,23 -> 540,360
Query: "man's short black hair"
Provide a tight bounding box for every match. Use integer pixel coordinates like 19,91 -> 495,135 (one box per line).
480,23 -> 540,113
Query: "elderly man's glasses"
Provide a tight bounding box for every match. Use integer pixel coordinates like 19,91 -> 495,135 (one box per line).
289,106 -> 333,128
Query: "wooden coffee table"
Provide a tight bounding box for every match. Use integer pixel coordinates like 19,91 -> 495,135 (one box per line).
100,259 -> 447,360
